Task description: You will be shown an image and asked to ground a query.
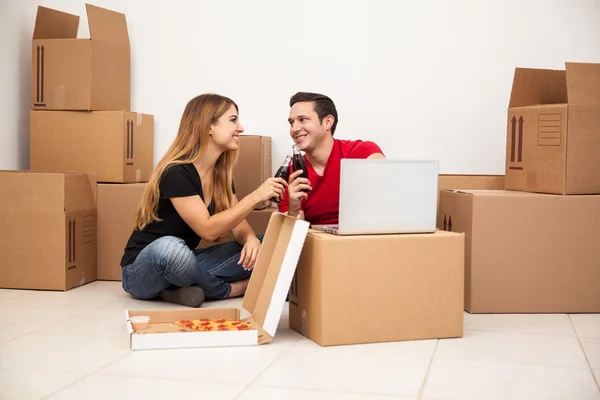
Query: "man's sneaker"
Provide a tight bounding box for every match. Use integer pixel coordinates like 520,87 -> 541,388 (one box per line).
159,285 -> 205,308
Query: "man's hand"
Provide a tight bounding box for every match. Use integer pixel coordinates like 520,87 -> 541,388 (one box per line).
238,236 -> 261,271
287,169 -> 311,216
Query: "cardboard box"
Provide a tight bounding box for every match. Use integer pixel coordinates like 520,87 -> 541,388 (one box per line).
125,213 -> 310,350
438,174 -> 505,213
30,110 -> 154,183
289,230 -> 465,346
234,135 -> 272,209
32,4 -> 130,111
197,206 -> 278,249
505,62 -> 600,194
0,171 -> 97,290
97,183 -> 147,281
438,189 -> 600,313
438,175 -> 505,191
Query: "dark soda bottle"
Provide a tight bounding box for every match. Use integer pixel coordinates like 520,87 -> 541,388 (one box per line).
292,145 -> 309,192
271,155 -> 292,203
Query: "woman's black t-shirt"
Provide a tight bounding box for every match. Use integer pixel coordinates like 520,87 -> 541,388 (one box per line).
120,163 -> 235,267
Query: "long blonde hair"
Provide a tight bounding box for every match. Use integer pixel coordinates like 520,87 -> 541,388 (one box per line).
133,94 -> 239,231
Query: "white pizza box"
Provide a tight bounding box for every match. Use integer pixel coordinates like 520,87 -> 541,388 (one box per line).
125,212 -> 309,350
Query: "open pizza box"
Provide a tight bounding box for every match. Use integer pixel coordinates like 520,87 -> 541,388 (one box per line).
125,212 -> 310,350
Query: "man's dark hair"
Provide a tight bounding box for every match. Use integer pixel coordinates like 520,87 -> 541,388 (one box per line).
290,92 -> 338,135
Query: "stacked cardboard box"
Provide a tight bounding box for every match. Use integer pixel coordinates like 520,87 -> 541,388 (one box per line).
0,171 -> 98,291
438,62 -> 600,313
0,4 -> 154,291
235,135 -> 273,210
29,4 -> 154,183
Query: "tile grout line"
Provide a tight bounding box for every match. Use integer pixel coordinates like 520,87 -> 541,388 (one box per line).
256,382 -> 414,398
568,314 -> 600,393
231,337 -> 304,400
39,351 -> 132,400
417,339 -> 439,400
464,328 -> 578,338
0,307 -> 95,345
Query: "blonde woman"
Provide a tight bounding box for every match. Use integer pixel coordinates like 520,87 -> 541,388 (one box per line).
120,94 -> 286,307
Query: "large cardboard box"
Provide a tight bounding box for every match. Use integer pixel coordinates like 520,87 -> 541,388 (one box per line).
438,189 -> 600,313
0,171 -> 97,290
289,230 -> 465,346
32,4 -> 130,111
234,135 -> 272,209
505,62 -> 600,194
126,213 -> 310,350
97,183 -> 147,281
30,110 -> 154,183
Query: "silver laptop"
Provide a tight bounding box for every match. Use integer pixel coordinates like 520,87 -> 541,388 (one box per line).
312,159 -> 438,235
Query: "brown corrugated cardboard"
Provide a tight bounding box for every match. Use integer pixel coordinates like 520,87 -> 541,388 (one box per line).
438,189 -> 600,313
30,110 -> 154,183
438,175 -> 505,191
126,213 -> 310,350
438,174 -> 505,212
197,206 -> 278,249
505,62 -> 600,194
32,4 -> 130,111
0,171 -> 97,290
234,135 -> 272,209
289,230 -> 465,346
97,183 -> 147,281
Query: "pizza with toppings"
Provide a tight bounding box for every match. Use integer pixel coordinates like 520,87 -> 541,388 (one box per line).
173,319 -> 252,332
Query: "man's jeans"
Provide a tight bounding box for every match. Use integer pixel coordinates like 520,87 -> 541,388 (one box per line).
122,235 -> 262,301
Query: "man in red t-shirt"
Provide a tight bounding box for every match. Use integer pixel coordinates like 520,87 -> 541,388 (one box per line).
278,92 -> 385,225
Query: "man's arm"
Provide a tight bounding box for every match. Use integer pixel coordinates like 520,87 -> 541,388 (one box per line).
285,209 -> 306,220
367,152 -> 385,159
349,140 -> 386,160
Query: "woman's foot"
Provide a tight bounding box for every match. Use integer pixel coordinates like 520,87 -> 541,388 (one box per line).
159,285 -> 205,307
228,279 -> 249,298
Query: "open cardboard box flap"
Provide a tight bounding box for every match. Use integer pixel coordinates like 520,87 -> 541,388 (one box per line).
126,212 -> 310,350
33,3 -> 128,44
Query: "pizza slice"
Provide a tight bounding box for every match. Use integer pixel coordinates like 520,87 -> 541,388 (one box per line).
173,319 -> 252,332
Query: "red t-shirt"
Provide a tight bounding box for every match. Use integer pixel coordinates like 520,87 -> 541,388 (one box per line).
277,139 -> 383,225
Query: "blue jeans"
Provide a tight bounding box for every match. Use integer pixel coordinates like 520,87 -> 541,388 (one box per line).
121,235 -> 262,301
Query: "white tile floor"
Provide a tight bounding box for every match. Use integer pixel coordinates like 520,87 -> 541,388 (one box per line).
0,281 -> 598,400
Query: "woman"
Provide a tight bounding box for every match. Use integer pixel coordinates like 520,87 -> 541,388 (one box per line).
120,94 -> 287,307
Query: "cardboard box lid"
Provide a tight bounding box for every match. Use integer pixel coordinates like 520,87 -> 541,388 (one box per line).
0,171 -> 96,214
565,62 -> 600,107
241,212 -> 309,339
85,4 -> 129,45
33,4 -> 129,45
509,62 -> 600,108
33,6 -> 79,40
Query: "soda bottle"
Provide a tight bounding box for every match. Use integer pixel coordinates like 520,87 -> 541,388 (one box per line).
292,145 -> 309,192
271,155 -> 292,203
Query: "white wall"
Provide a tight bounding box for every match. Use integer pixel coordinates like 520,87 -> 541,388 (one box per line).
1,0 -> 599,175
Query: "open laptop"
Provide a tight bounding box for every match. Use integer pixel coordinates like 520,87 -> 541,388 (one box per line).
311,159 -> 438,235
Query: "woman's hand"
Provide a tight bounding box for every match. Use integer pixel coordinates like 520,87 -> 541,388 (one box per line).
252,177 -> 287,204
238,236 -> 261,270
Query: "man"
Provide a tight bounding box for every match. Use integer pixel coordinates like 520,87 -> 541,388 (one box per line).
277,92 -> 385,225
